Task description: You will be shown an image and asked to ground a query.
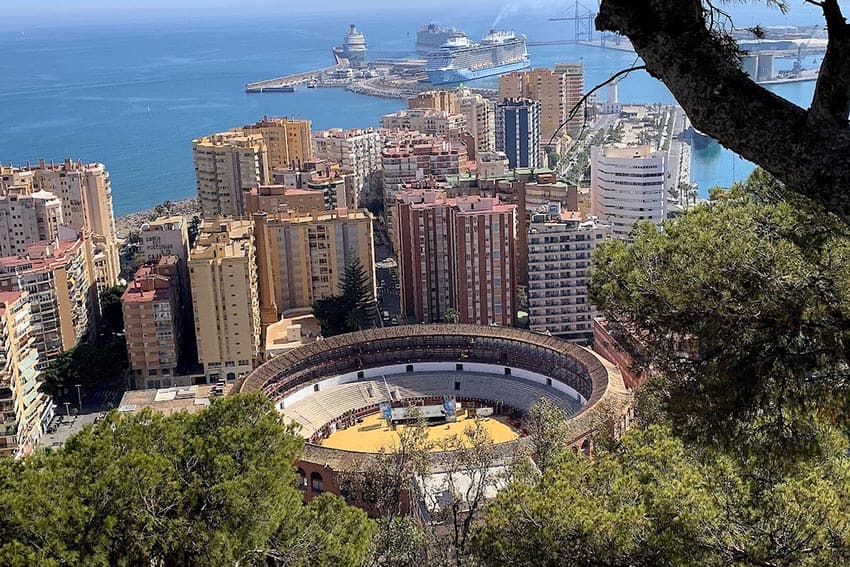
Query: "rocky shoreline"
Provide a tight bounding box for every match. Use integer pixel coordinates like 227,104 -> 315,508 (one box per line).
116,198 -> 200,239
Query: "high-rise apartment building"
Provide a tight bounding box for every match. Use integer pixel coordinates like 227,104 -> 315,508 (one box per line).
527,204 -> 612,342
139,216 -> 194,366
0,239 -> 96,367
495,98 -> 542,169
590,145 -> 667,240
312,128 -> 383,208
381,138 -> 469,249
554,63 -> 585,136
407,90 -> 459,114
189,220 -> 261,382
0,291 -> 50,457
457,88 -> 496,157
245,185 -> 325,216
500,65 -> 584,140
192,132 -> 270,218
253,209 -> 375,325
269,158 -> 354,211
395,190 -> 516,326
381,109 -> 467,140
0,186 -> 63,258
122,260 -> 183,390
0,159 -> 121,289
238,116 -> 312,170
448,195 -> 517,326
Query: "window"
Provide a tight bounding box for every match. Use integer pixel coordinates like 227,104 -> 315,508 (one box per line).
310,472 -> 324,493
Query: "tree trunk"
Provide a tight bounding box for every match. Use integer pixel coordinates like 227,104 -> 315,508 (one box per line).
597,0 -> 850,221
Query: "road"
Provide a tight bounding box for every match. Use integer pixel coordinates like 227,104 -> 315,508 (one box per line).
41,375 -> 128,449
557,113 -> 619,182
666,107 -> 692,205
373,222 -> 403,326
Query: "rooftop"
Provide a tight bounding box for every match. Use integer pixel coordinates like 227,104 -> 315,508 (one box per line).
190,220 -> 253,260
122,265 -> 174,304
141,215 -> 185,232
118,384 -> 233,417
0,239 -> 83,273
0,291 -> 24,318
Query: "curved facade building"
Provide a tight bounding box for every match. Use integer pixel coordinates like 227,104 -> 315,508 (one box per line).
333,25 -> 367,69
590,145 -> 667,240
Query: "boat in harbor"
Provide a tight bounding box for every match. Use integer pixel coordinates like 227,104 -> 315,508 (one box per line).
425,30 -> 530,85
416,23 -> 465,52
332,24 -> 368,69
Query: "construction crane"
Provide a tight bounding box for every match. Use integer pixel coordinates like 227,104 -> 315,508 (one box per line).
548,1 -> 597,44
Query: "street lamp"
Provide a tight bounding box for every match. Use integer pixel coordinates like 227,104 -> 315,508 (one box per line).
74,383 -> 82,411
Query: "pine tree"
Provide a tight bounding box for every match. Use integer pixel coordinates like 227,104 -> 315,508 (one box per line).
339,253 -> 372,332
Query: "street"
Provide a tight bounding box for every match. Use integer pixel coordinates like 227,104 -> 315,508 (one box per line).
373,222 -> 403,326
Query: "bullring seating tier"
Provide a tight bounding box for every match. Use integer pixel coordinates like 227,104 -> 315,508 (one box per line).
282,371 -> 583,438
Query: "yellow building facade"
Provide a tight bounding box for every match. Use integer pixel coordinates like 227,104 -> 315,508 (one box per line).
238,116 -> 313,170
189,220 -> 261,381
192,132 -> 270,218
253,209 -> 376,324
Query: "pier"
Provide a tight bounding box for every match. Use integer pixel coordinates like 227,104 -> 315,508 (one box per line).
246,63 -> 347,93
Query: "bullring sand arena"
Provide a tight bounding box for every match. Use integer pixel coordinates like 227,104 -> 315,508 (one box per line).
319,410 -> 521,453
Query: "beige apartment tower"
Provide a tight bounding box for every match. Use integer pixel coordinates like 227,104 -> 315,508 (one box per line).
554,63 -> 585,136
457,88 -> 496,156
500,65 -> 584,140
407,90 -> 460,114
193,132 -> 270,218
189,220 -> 261,381
239,116 -> 313,170
253,209 -> 375,324
528,204 -> 612,342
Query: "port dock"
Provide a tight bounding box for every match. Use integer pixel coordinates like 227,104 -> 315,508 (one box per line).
246,58 -> 432,98
246,64 -> 346,93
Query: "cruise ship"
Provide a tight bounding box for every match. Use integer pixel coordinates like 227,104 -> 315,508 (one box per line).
425,30 -> 530,85
416,24 -> 465,52
332,24 -> 367,69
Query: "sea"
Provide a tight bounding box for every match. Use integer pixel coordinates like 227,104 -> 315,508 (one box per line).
0,3 -> 825,216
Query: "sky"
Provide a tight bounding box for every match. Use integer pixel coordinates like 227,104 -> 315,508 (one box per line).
0,0 -> 844,29
3,0 -> 493,19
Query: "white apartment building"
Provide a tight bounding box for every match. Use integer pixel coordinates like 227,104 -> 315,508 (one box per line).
590,145 -> 667,240
0,187 -> 63,258
457,89 -> 496,156
527,203 -> 612,343
312,128 -> 383,207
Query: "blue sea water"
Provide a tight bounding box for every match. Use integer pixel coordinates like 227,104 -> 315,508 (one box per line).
0,4 -> 823,215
